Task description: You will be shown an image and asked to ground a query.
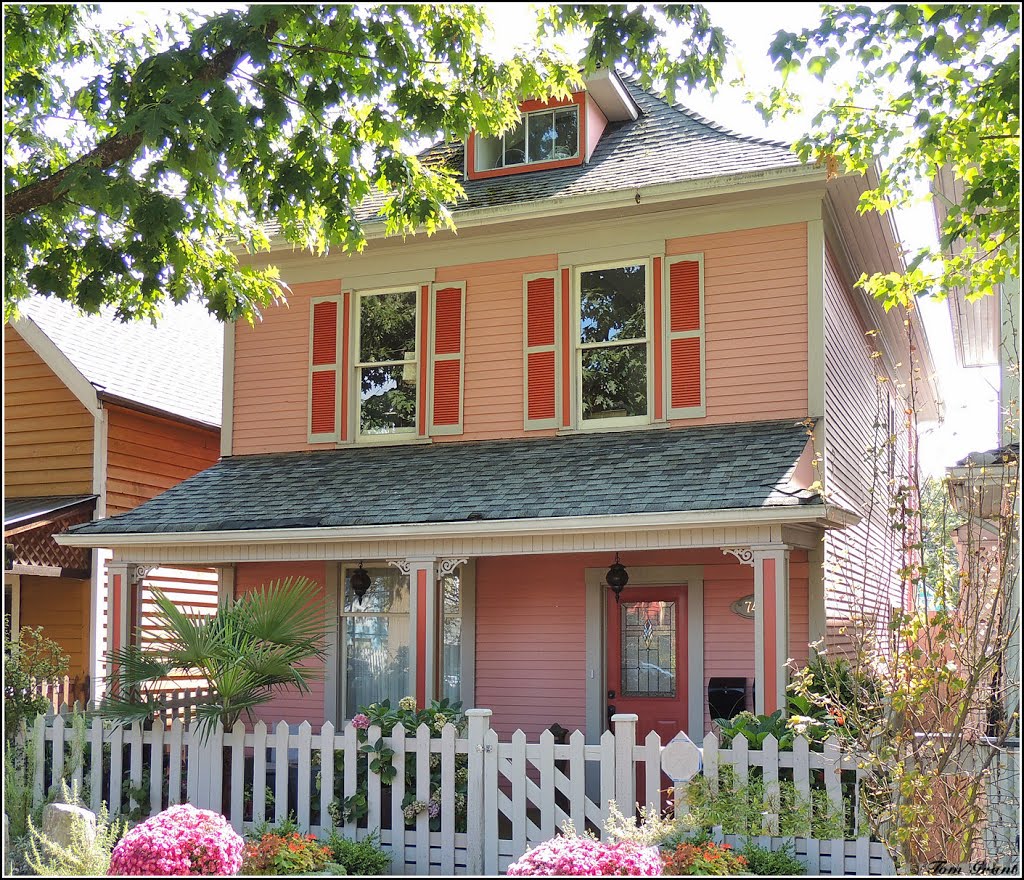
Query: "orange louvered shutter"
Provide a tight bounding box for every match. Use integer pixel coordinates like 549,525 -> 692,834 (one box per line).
430,283 -> 465,433
524,273 -> 559,428
666,257 -> 704,416
309,297 -> 341,440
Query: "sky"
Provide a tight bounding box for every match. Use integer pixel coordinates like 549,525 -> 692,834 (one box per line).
88,2 -> 1004,475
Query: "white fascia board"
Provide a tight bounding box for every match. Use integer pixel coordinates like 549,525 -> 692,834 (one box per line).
254,165 -> 827,254
54,503 -> 859,549
583,68 -> 640,121
13,317 -> 100,413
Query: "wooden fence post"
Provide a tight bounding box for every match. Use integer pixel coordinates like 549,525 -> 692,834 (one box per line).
611,714 -> 638,816
465,708 -> 492,876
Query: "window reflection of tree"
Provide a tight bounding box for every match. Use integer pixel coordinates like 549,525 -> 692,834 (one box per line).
358,291 -> 418,433
579,265 -> 647,419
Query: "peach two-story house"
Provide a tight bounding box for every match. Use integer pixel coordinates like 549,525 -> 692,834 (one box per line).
59,71 -> 940,742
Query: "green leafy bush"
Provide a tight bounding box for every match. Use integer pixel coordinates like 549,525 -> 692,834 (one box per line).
739,841 -> 806,875
683,766 -> 846,839
326,829 -> 391,875
332,697 -> 467,832
4,621 -> 70,742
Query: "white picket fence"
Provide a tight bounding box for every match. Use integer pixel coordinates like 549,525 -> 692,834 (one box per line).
23,710 -> 896,876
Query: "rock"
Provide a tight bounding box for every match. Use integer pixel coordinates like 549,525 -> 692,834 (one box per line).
41,802 -> 97,849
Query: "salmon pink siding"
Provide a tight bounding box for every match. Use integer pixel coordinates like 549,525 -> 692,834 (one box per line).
235,562 -> 328,728
475,555 -> 588,739
475,549 -> 808,739
822,246 -> 904,649
665,223 -> 808,426
232,280 -> 341,455
229,224 -> 808,455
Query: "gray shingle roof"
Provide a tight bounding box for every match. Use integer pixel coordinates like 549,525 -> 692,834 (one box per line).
69,420 -> 817,536
355,78 -> 802,222
4,495 -> 97,530
17,297 -> 222,427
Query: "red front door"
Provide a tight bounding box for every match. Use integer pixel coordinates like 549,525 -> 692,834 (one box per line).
606,586 -> 688,745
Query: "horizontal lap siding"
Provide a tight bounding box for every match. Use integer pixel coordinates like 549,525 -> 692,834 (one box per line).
822,248 -> 902,651
105,406 -> 219,515
475,549 -> 811,739
4,326 -> 94,496
232,281 -> 340,455
138,566 -> 220,691
234,562 -> 327,727
19,575 -> 91,677
475,554 -> 588,739
436,256 -> 558,441
666,223 -> 808,425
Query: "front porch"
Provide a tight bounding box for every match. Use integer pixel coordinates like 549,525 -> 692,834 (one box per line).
100,532 -> 827,741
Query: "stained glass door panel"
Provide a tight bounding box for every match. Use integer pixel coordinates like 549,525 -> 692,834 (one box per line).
606,586 -> 688,746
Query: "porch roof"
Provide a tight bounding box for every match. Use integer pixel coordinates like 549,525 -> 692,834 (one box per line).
66,420 -> 818,538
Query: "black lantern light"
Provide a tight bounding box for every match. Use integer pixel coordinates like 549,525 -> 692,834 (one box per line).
606,553 -> 629,603
350,562 -> 372,606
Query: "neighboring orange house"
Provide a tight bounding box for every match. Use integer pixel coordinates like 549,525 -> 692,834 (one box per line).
4,298 -> 222,699
61,71 -> 941,741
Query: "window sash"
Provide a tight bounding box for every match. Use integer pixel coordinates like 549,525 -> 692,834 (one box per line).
354,288 -> 420,438
574,260 -> 653,427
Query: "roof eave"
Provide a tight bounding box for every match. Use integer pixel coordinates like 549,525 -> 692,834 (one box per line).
246,163 -> 826,257
55,502 -> 858,550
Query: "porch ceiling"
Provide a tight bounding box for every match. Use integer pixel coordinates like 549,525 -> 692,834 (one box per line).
64,421 -> 820,541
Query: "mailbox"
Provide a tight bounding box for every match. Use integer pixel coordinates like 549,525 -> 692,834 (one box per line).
708,677 -> 747,722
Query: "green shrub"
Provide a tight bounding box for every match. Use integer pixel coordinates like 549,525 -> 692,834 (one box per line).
739,841 -> 806,875
4,621 -> 70,743
326,829 -> 392,875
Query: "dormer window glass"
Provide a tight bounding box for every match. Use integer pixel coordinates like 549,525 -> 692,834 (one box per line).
475,105 -> 579,172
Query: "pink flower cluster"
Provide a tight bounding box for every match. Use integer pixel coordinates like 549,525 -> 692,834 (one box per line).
108,804 -> 244,876
351,713 -> 370,729
506,835 -> 663,876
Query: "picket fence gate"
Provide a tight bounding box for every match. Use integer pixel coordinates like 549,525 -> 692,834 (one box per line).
23,709 -> 895,876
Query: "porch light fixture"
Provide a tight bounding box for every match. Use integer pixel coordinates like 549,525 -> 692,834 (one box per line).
350,562 -> 371,606
606,553 -> 629,603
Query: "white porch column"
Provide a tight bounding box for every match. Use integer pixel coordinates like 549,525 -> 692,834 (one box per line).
751,544 -> 790,715
389,556 -> 438,706
216,564 -> 236,607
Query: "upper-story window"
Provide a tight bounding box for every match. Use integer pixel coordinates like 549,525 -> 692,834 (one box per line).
356,289 -> 419,438
577,262 -> 650,426
474,104 -> 580,173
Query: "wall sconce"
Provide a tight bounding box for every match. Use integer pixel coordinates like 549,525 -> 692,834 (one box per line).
350,562 -> 371,606
606,553 -> 629,603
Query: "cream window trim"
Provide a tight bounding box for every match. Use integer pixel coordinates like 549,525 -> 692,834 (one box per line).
308,294 -> 344,444
573,257 -> 654,431
4,574 -> 21,635
663,253 -> 707,420
353,286 -> 423,445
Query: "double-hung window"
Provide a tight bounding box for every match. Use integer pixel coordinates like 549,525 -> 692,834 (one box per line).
355,289 -> 419,439
576,261 -> 651,427
339,566 -> 411,719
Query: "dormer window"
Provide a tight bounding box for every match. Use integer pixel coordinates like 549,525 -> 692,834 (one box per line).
475,104 -> 580,172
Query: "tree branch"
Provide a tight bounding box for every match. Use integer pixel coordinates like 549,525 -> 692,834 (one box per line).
4,20 -> 277,222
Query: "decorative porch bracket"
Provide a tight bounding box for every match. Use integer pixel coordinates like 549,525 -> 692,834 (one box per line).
722,545 -> 790,715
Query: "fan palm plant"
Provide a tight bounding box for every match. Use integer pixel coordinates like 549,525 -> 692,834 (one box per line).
99,577 -> 327,737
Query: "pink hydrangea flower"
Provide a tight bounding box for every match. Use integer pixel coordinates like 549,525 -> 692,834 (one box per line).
506,835 -> 663,876
351,713 -> 371,729
108,803 -> 243,876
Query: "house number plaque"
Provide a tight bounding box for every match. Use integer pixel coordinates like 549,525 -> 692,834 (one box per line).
730,594 -> 755,619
